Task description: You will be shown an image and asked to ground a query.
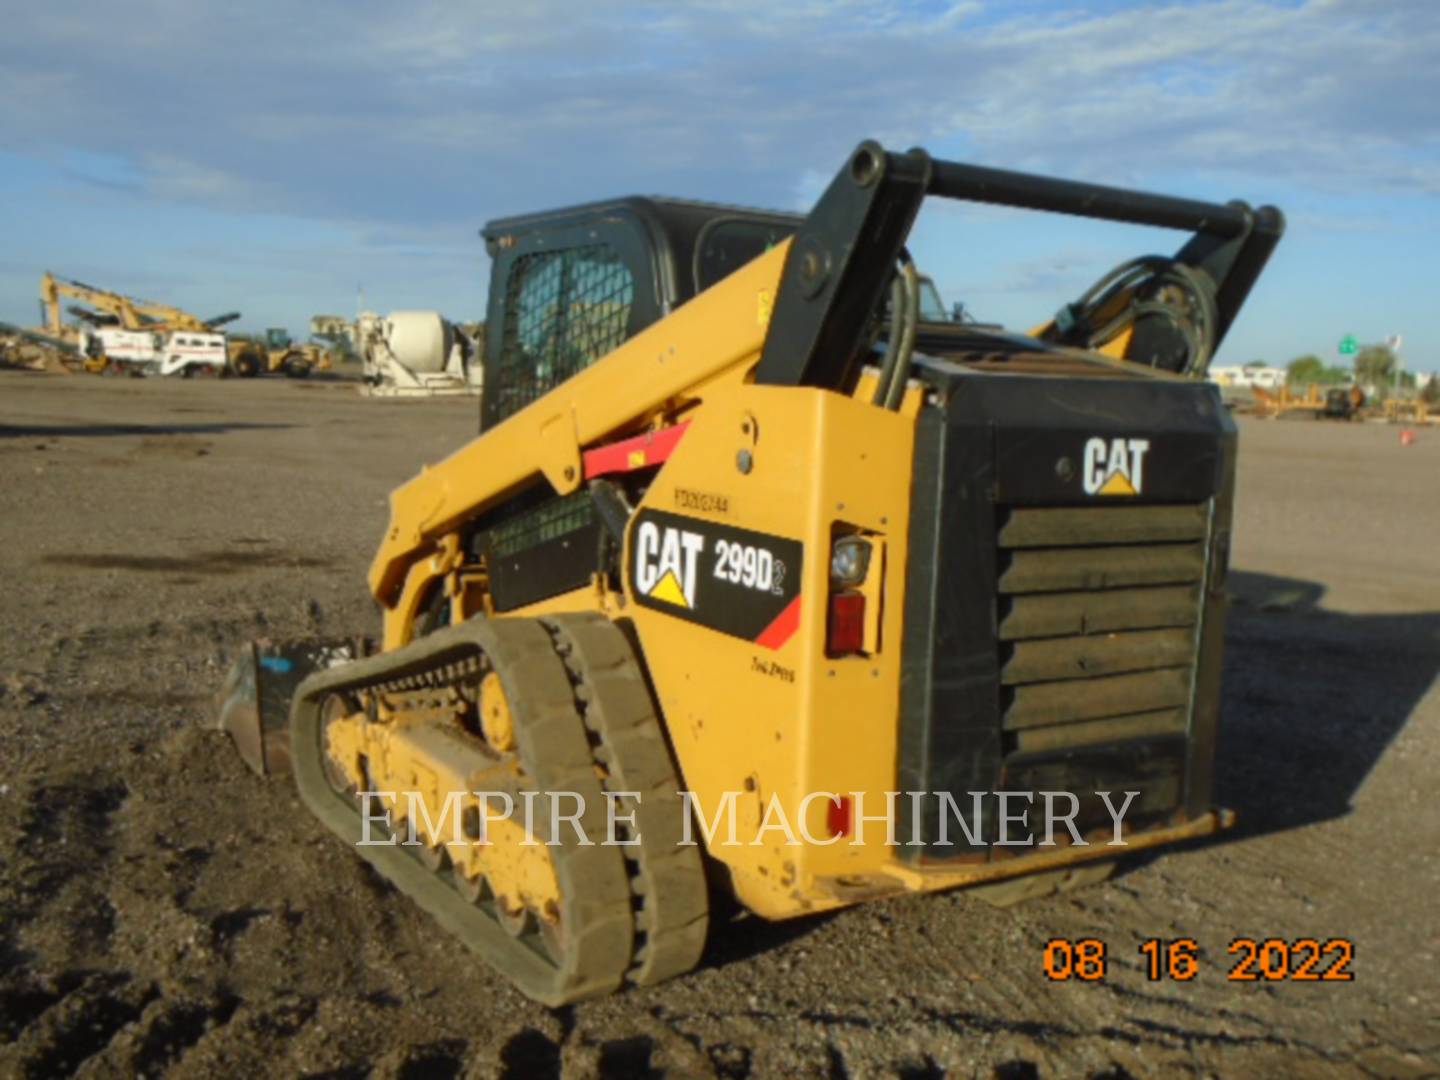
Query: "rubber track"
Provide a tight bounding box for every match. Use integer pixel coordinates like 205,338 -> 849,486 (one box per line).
289,618 -> 635,1005
543,613 -> 710,986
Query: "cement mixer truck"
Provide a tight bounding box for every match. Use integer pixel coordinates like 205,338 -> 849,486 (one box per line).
311,311 -> 482,398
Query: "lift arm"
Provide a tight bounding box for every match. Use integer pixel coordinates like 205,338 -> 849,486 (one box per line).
753,142 -> 1284,389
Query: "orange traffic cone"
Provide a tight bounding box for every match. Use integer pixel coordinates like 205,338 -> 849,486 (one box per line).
1400,429 -> 1416,446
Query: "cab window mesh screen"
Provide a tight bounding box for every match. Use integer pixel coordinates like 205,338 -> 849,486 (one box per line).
486,489 -> 595,559
494,245 -> 634,421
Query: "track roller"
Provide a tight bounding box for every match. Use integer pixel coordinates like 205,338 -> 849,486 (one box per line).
290,618 -> 636,1004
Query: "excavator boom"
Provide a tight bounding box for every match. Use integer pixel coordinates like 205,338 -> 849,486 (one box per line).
38,271 -> 241,336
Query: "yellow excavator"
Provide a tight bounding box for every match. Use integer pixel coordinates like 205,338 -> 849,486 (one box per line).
38,272 -> 239,374
38,272 -> 325,377
217,140 -> 1283,1004
38,271 -> 240,336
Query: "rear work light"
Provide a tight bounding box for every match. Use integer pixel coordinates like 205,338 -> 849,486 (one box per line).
829,535 -> 871,587
826,533 -> 877,657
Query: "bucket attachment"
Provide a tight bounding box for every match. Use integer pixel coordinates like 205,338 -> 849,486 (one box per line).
214,638 -> 369,777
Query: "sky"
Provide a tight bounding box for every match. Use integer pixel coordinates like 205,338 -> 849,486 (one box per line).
1,0 -> 1436,371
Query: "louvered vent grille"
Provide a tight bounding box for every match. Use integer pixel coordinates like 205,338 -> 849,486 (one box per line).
995,503 -> 1211,757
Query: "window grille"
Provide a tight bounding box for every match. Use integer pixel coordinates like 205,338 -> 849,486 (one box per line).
492,245 -> 635,422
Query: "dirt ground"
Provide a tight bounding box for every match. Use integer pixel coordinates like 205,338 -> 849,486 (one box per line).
1,370 -> 1437,1079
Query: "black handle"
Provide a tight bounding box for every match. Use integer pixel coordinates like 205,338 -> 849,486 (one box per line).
925,156 -> 1255,237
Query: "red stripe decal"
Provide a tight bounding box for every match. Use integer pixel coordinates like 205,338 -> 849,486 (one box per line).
582,422 -> 691,479
754,594 -> 802,651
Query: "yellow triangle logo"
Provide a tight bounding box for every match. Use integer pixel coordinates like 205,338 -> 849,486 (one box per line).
1097,469 -> 1136,496
648,569 -> 689,608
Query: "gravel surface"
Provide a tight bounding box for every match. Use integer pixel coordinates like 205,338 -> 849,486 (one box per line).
1,372 -> 1437,1078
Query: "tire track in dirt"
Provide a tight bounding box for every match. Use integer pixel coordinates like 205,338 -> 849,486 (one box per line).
4,379 -> 1439,1077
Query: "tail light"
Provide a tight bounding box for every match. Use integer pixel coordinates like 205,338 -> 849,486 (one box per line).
826,591 -> 866,656
827,534 -> 874,657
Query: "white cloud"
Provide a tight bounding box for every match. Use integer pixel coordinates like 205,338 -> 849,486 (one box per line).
140,155 -> 281,210
4,0 -> 1433,226
0,0 -> 1435,344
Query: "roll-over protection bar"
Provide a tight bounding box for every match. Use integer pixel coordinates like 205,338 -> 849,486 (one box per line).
753,141 -> 1284,390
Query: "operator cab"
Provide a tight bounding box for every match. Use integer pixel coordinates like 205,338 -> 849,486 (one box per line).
478,200 -> 998,433
479,199 -> 800,432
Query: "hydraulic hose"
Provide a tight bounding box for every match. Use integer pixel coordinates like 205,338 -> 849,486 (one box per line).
871,275 -> 905,407
871,256 -> 920,409
884,261 -> 920,410
1048,256 -> 1220,377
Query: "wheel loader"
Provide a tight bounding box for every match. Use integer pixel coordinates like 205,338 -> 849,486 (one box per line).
216,140 -> 1283,1004
227,328 -> 329,378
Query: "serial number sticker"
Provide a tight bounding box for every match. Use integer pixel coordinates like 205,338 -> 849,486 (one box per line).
674,487 -> 730,515
1042,937 -> 1356,983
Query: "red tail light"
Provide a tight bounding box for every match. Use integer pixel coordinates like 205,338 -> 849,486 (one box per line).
826,591 -> 865,656
827,795 -> 853,838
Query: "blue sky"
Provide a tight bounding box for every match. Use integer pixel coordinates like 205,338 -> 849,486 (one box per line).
2,0 -> 1436,371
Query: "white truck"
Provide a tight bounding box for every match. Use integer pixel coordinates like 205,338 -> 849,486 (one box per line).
156,330 -> 228,376
79,327 -> 228,377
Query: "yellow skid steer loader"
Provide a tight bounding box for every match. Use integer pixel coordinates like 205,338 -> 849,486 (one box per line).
217,140 -> 1283,1004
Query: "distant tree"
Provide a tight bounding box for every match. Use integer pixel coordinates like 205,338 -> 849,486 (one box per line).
1243,359 -> 1268,371
1421,377 -> 1440,406
1286,355 -> 1325,383
1354,344 -> 1396,388
1286,355 -> 1353,385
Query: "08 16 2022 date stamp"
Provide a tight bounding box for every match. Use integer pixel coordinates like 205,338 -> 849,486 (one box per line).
1042,937 -> 1356,983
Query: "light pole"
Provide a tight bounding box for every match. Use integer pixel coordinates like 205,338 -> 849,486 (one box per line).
1387,334 -> 1403,401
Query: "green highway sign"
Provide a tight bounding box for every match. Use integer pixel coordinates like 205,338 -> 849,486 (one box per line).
1338,334 -> 1358,356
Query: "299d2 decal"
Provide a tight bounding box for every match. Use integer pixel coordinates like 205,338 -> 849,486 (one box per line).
629,509 -> 803,648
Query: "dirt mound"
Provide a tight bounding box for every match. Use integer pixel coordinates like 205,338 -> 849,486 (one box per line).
0,331 -> 79,374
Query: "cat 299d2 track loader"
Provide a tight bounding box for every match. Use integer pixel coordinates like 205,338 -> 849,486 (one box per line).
217,140 -> 1283,1004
